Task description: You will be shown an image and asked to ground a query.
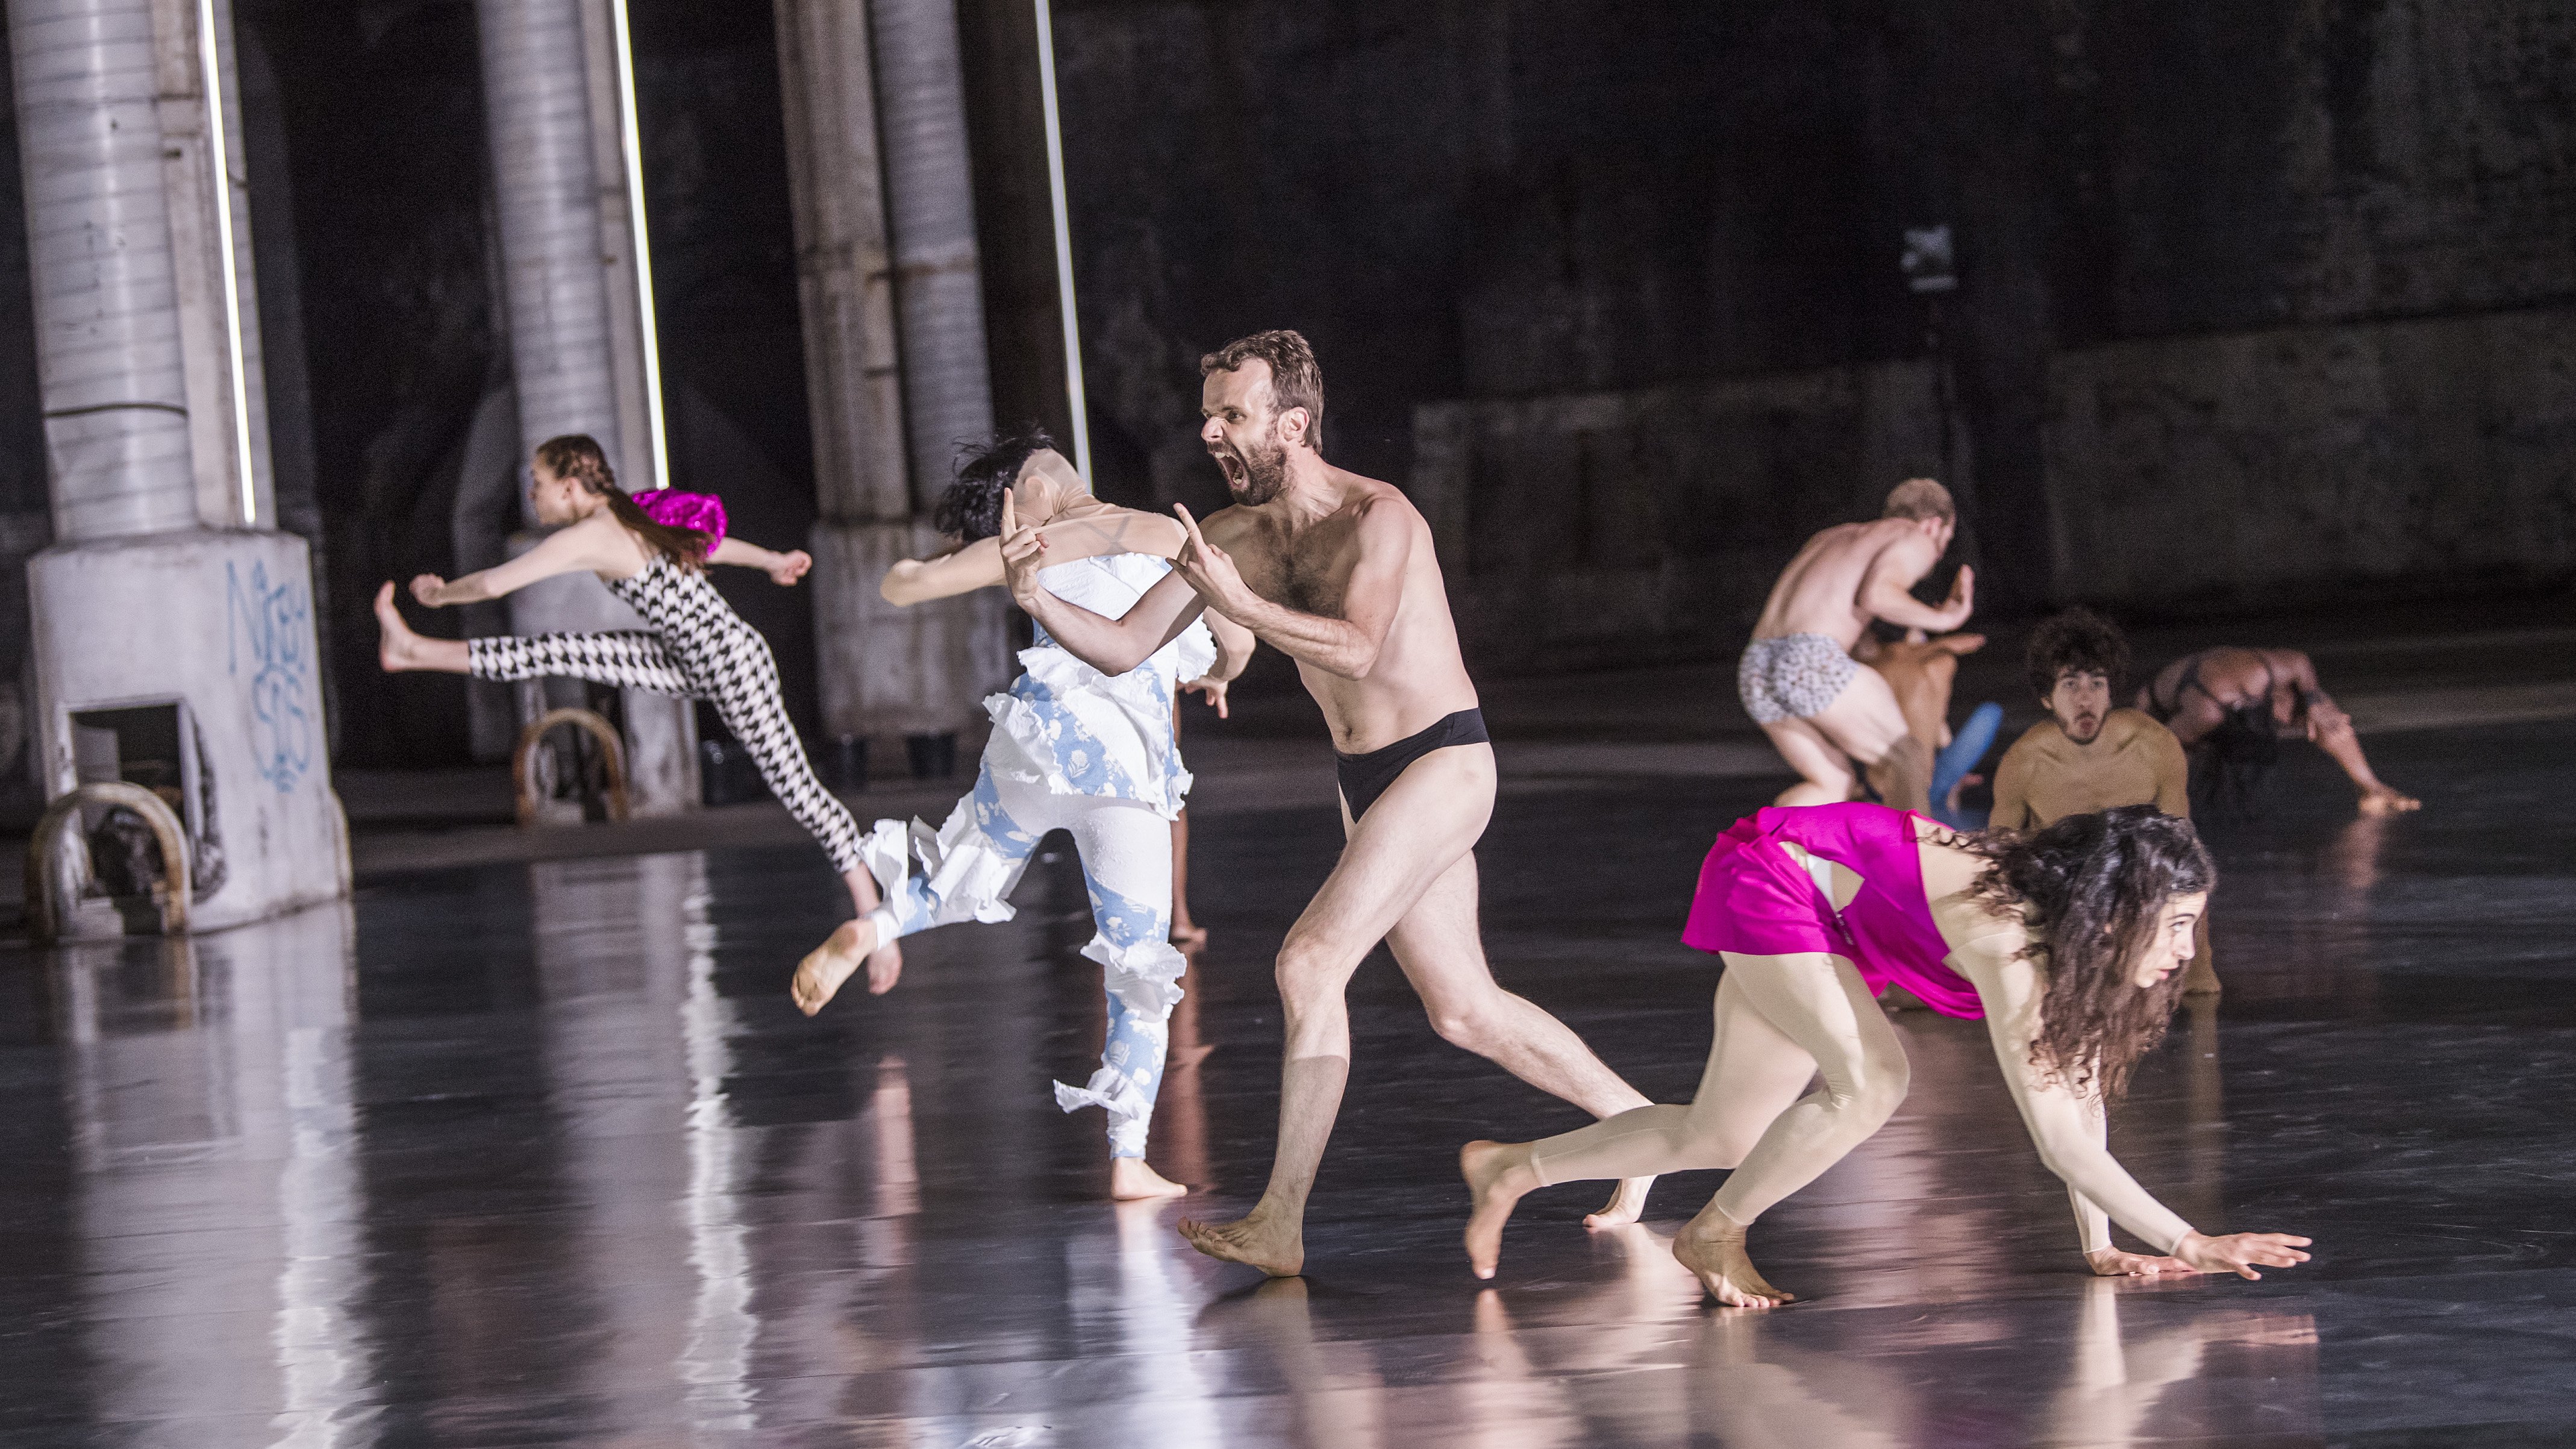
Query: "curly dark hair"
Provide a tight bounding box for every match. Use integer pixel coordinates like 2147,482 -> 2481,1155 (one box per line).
2190,705 -> 2282,819
2024,606 -> 2132,700
1960,804 -> 2216,1101
934,424 -> 1059,542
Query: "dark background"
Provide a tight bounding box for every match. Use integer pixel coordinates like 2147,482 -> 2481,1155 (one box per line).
0,0 -> 2565,772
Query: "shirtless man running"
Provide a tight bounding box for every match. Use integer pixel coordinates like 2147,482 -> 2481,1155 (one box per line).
995,330 -> 1653,1275
1741,480 -> 1974,813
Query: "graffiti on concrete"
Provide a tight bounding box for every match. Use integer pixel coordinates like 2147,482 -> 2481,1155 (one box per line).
227,561 -> 315,792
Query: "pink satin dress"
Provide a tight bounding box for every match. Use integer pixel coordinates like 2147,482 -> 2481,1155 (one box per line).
1680,801 -> 1983,1018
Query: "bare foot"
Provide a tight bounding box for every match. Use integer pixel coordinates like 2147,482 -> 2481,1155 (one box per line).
1110,1157 -> 1190,1201
790,917 -> 880,1016
1460,1139 -> 1540,1279
1171,920 -> 1209,950
1584,1175 -> 1655,1230
2359,786 -> 2421,816
374,583 -> 427,671
1672,1219 -> 1794,1307
1179,1203 -> 1303,1277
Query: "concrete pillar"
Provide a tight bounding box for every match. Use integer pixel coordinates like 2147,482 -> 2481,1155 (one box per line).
473,0 -> 696,813
777,0 -> 1008,755
11,0 -> 348,930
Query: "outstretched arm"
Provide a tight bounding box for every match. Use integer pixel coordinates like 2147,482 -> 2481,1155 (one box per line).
1000,493 -> 1208,675
881,508 -> 1189,607
883,537 -> 1001,606
1172,501 -> 1405,680
710,536 -> 812,586
1956,940 -> 2309,1278
411,515 -> 630,607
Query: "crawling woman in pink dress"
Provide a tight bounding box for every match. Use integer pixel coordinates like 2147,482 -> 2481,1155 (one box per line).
1460,802 -> 2312,1306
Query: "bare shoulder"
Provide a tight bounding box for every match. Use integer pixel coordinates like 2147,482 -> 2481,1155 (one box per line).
1862,516 -> 1936,565
2104,708 -> 2172,744
1338,469 -> 1422,523
2000,718 -> 2061,761
1042,505 -> 1187,560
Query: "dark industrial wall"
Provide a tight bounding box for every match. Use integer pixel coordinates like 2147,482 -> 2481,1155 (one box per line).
1,2 -> 2563,784
1050,0 -> 2576,666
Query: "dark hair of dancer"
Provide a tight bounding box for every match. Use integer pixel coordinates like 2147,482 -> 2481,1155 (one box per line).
1881,477 -> 1954,524
935,424 -> 1060,542
1201,329 -> 1326,455
1962,804 -> 2216,1101
2191,707 -> 2281,819
2024,606 -> 2131,699
533,434 -> 711,571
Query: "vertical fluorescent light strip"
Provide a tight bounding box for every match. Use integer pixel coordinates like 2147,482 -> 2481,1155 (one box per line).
198,0 -> 257,524
1032,0 -> 1092,482
608,0 -> 669,490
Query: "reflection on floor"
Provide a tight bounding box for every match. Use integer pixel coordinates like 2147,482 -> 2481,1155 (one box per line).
3,720 -> 2572,1446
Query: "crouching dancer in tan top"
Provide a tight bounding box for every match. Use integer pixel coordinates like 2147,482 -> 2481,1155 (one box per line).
1993,607 -> 2218,992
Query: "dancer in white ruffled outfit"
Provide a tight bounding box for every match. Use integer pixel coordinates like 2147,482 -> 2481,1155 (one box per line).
789,431 -> 1251,1200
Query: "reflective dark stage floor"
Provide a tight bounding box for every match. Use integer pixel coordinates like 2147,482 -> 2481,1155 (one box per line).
6,720 -> 2575,1447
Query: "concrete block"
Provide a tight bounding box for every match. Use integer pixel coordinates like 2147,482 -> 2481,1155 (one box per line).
28,529 -> 348,931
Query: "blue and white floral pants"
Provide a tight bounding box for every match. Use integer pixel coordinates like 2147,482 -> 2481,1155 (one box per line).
858,763 -> 1187,1159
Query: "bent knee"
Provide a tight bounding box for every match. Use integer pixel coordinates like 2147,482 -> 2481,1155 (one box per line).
1424,997 -> 1505,1053
1824,1072 -> 1909,1128
1274,944 -> 1352,1011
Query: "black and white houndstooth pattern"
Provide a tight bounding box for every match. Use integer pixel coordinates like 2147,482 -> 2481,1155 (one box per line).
469,557 -> 862,874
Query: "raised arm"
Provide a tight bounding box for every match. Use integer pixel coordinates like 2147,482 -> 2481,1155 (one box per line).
1956,940 -> 2311,1280
999,493 -> 1207,675
1860,536 -> 1973,634
1172,500 -> 1405,681
411,514 -> 633,607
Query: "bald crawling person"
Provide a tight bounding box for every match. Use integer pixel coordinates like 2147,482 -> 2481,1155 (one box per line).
1993,607 -> 2218,992
1742,480 -> 1974,813
996,329 -> 1653,1275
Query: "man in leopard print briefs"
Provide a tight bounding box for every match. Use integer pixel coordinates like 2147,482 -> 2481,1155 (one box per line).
1740,479 -> 1976,813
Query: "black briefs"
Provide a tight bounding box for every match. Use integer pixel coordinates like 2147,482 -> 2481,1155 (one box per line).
1334,708 -> 1489,821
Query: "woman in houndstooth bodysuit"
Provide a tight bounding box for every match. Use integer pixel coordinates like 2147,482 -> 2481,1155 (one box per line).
371,434 -> 900,983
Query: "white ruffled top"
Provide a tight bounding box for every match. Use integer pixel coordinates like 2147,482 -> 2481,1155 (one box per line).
981,553 -> 1217,819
